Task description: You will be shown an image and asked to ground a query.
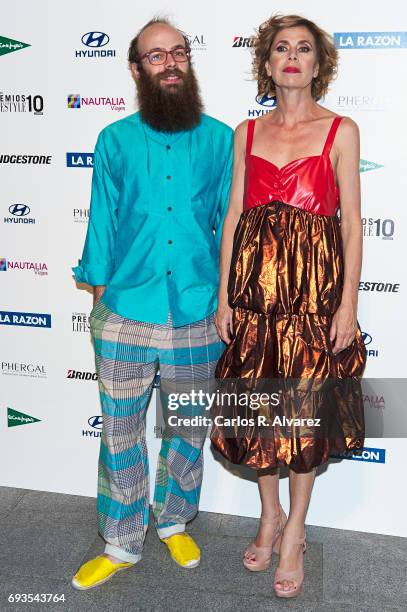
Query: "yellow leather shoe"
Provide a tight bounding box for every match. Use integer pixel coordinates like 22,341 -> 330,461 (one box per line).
161,533 -> 201,568
71,555 -> 134,590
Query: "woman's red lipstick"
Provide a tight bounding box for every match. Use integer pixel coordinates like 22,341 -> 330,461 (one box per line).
283,66 -> 301,73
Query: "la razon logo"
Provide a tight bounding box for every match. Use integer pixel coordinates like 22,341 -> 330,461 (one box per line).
7,407 -> 41,427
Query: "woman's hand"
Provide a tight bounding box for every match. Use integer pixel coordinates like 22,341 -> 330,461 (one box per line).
329,303 -> 358,354
215,302 -> 234,344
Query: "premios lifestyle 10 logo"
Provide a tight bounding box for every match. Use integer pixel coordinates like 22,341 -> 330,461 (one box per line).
72,312 -> 90,332
67,94 -> 125,112
362,217 -> 395,240
334,31 -> 407,49
0,92 -> 44,115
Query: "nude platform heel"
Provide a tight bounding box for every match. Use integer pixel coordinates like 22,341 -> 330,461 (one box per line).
243,506 -> 287,572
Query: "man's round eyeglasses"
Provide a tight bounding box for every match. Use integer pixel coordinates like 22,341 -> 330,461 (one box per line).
140,47 -> 190,65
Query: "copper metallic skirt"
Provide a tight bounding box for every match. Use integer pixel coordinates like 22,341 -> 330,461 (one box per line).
210,202 -> 366,473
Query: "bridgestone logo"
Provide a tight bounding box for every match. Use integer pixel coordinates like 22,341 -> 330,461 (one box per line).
0,155 -> 51,164
67,369 -> 98,380
358,281 -> 400,292
232,36 -> 254,48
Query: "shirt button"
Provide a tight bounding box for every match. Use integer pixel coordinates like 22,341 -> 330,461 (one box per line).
167,270 -> 172,276
166,145 -> 171,150
168,240 -> 173,244
167,206 -> 172,211
166,175 -> 171,180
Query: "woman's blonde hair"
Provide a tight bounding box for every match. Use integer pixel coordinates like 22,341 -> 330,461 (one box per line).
253,14 -> 338,100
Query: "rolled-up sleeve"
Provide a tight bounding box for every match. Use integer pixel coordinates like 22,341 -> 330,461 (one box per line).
72,130 -> 119,286
213,128 -> 233,253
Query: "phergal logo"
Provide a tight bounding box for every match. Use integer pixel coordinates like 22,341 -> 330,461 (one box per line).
334,32 -> 407,49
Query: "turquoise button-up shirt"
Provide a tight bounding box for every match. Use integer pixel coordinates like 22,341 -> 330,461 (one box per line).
73,112 -> 233,327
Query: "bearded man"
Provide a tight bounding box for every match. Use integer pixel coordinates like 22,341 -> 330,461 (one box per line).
71,18 -> 233,590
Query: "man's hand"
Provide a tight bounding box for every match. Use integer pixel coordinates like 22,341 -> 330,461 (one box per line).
215,302 -> 234,344
93,285 -> 106,306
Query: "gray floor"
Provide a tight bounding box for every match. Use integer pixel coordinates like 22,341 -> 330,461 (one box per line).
0,487 -> 405,612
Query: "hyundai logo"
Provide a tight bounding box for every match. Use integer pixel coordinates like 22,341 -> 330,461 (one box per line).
256,94 -> 277,108
88,415 -> 103,429
9,203 -> 30,217
81,31 -> 110,48
362,332 -> 372,346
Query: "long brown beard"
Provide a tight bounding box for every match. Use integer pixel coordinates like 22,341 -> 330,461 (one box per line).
136,65 -> 203,132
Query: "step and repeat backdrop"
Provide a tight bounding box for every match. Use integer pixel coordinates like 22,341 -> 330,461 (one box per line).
1,0 -> 406,537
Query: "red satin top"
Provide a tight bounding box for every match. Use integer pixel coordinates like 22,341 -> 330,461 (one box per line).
243,116 -> 343,216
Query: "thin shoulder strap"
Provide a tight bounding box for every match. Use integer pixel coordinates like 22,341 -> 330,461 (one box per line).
245,119 -> 256,157
322,116 -> 343,156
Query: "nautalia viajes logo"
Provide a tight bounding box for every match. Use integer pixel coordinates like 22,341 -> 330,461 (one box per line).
7,407 -> 41,427
0,258 -> 47,275
67,94 -> 125,112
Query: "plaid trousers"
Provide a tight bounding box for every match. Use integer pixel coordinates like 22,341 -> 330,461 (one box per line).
89,300 -> 223,563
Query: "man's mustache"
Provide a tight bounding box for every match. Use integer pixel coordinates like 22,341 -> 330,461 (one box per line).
156,69 -> 185,81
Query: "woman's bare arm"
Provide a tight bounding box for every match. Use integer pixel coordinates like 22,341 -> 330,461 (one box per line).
330,117 -> 363,353
215,120 -> 247,343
